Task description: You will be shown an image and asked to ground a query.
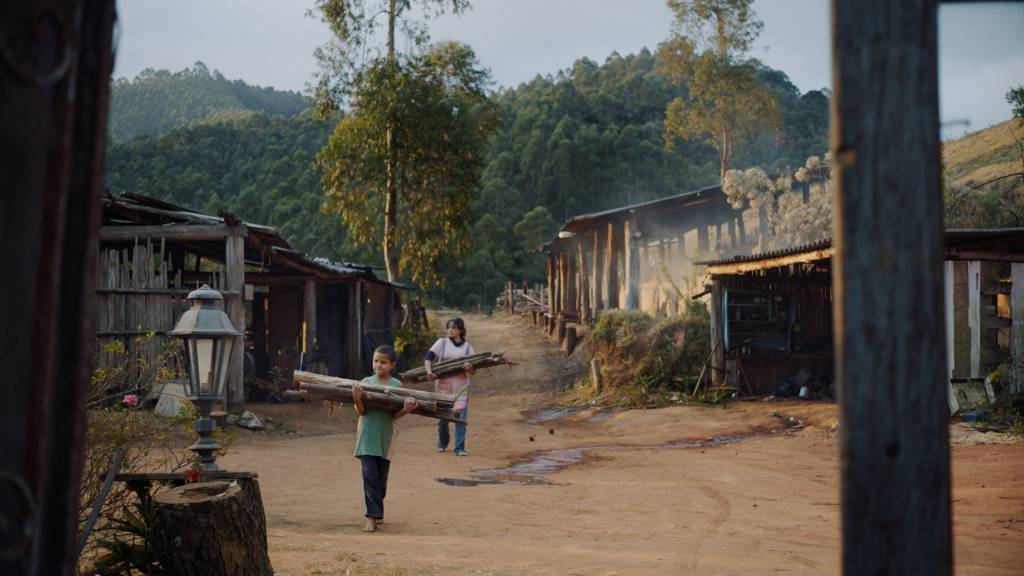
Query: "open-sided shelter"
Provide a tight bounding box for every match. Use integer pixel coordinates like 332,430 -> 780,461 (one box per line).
539,185 -> 755,325
698,228 -> 1024,404
98,192 -> 405,409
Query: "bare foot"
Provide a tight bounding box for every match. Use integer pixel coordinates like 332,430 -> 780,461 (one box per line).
362,518 -> 377,532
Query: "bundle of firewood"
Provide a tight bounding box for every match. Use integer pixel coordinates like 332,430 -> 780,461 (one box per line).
292,370 -> 466,424
398,351 -> 513,384
496,286 -> 549,314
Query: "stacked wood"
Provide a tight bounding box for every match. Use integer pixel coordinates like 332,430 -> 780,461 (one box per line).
496,285 -> 549,314
398,351 -> 512,384
292,370 -> 466,424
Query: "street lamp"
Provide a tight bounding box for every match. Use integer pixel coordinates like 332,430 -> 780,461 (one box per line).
168,284 -> 240,471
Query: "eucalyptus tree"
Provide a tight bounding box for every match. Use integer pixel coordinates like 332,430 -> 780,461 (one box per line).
312,0 -> 496,287
657,0 -> 780,180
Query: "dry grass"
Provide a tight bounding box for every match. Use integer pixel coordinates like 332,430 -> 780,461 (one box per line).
943,119 -> 1024,189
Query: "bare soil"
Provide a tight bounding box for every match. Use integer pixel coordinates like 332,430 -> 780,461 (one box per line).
220,312 -> 1024,576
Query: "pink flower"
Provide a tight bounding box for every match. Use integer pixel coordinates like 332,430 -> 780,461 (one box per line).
121,394 -> 139,408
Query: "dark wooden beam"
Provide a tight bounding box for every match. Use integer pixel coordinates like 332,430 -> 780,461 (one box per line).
943,249 -> 1024,262
100,224 -> 246,242
0,2 -> 117,574
832,1 -> 951,574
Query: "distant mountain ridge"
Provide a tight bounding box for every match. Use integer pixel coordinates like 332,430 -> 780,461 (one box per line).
108,61 -> 309,142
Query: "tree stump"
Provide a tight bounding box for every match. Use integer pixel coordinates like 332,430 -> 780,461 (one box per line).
150,479 -> 272,576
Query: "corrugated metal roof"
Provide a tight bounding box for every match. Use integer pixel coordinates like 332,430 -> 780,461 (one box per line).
540,184 -> 729,252
697,227 -> 1024,268
696,239 -> 832,267
105,192 -> 408,288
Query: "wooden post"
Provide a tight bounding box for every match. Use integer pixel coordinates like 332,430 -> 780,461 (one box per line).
697,224 -> 710,254
225,232 -> 246,412
709,281 -> 724,386
944,261 -> 959,414
605,221 -> 621,310
577,238 -> 590,324
0,2 -> 117,573
967,260 -> 981,377
832,1 -> 951,573
1012,263 -> 1024,394
591,358 -> 603,394
736,216 -> 747,246
546,254 -> 554,320
728,218 -> 737,250
566,249 -> 577,317
592,228 -> 604,316
565,326 -> 578,356
355,281 -> 363,370
303,280 -> 317,356
624,219 -> 641,310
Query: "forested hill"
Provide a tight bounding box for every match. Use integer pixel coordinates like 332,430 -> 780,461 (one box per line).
108,62 -> 309,141
105,51 -> 829,306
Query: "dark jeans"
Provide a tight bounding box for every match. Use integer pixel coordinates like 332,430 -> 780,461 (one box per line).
437,406 -> 468,452
359,455 -> 390,519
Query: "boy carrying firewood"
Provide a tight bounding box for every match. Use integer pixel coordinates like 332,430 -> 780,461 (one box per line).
351,345 -> 417,533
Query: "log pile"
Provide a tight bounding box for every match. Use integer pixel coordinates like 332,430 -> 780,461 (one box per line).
496,283 -> 549,314
292,370 -> 466,424
398,351 -> 513,384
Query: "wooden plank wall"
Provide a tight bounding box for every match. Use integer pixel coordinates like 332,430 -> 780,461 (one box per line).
94,243 -> 189,389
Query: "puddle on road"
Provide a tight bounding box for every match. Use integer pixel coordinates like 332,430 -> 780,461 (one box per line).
437,430 -> 781,488
523,407 -> 581,424
522,406 -> 625,424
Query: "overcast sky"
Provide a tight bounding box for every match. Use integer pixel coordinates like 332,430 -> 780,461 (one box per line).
114,1 -> 1022,136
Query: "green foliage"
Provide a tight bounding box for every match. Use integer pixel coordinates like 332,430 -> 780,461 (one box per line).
109,61 -> 307,141
92,498 -> 161,575
585,306 -> 710,406
317,41 -> 499,288
80,336 -> 192,572
1008,84 -> 1024,119
105,111 -> 369,263
590,310 -> 655,350
393,324 -> 435,372
107,48 -> 827,306
659,0 -> 781,179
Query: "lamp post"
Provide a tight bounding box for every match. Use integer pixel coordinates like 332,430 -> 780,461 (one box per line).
169,284 -> 240,471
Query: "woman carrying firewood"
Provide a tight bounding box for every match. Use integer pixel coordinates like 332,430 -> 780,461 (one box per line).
425,317 -> 475,456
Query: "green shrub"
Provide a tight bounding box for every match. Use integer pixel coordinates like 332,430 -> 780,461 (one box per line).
584,303 -> 711,406
394,324 -> 435,372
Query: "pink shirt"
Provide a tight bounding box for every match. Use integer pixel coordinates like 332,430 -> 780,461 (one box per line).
428,337 -> 474,412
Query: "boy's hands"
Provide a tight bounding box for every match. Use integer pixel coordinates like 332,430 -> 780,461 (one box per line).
394,396 -> 418,419
352,384 -> 363,402
426,370 -> 437,380
463,362 -> 476,376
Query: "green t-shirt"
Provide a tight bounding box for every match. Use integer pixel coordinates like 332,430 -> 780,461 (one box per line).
354,375 -> 402,459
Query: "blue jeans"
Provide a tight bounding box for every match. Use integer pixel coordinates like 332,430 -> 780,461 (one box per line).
437,406 -> 467,453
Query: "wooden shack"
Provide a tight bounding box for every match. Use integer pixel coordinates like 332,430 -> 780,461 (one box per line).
98,192 -> 405,410
539,185 -> 754,326
698,228 -> 1024,400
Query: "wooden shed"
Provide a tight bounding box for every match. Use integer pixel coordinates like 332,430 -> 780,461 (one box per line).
539,185 -> 755,327
97,192 -> 405,410
698,228 -> 1024,402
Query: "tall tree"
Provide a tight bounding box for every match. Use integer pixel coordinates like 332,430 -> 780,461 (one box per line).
657,0 -> 780,180
313,0 -> 493,286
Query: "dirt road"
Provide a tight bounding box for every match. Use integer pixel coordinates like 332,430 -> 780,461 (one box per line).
221,312 -> 1024,576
